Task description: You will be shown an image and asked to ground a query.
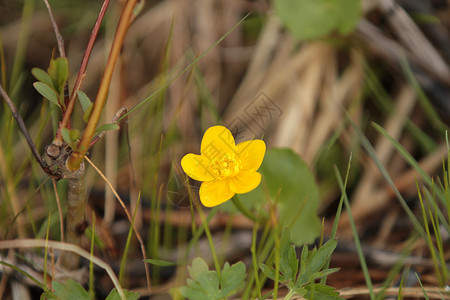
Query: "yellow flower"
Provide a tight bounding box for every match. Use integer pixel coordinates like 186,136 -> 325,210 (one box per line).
181,125 -> 266,207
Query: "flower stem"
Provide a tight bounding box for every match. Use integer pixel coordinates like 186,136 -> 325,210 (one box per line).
196,205 -> 221,280
231,195 -> 257,222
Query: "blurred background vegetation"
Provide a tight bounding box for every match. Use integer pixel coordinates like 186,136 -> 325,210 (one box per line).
1,0 -> 449,299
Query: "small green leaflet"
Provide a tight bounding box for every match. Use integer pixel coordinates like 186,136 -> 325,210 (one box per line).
61,128 -> 80,146
179,257 -> 246,300
31,67 -> 53,87
143,258 -> 177,267
47,57 -> 69,93
105,288 -> 140,300
33,82 -> 60,108
77,91 -> 93,122
273,0 -> 361,40
94,123 -> 120,136
43,279 -> 90,300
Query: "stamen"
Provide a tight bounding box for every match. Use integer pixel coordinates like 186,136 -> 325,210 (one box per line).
210,153 -> 241,179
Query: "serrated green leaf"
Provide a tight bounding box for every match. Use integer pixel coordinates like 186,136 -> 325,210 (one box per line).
273,0 -> 361,40
220,261 -> 246,298
309,267 -> 340,282
260,263 -> 276,280
292,286 -> 308,297
189,257 -> 209,278
280,228 -> 298,282
105,288 -> 140,300
31,68 -> 53,88
238,148 -> 321,245
309,239 -> 338,274
52,279 -> 90,300
143,258 -> 177,267
304,283 -> 344,299
181,258 -> 220,300
94,123 -> 120,136
181,258 -> 246,300
33,82 -> 60,108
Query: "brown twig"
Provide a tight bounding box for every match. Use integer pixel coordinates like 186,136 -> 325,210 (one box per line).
85,156 -> 151,293
42,0 -> 65,58
0,82 -> 59,178
0,239 -> 126,300
56,0 -> 111,143
67,0 -> 138,171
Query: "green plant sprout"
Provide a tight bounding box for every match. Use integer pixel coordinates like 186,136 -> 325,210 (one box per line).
259,229 -> 341,300
2,0 -> 450,299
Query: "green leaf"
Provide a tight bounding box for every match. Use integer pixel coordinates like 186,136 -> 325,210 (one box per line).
94,123 -> 120,136
304,283 -> 344,299
309,268 -> 340,282
105,288 -> 140,300
47,57 -> 69,93
78,91 -> 93,122
31,68 -> 53,88
309,239 -> 338,274
143,258 -> 177,267
220,261 -> 246,298
180,257 -> 220,300
180,257 -> 245,300
77,91 -> 92,112
279,228 -> 298,282
260,263 -> 276,280
273,0 -> 361,40
61,128 -> 80,145
52,279 -> 90,300
33,82 -> 60,108
239,148 -> 321,245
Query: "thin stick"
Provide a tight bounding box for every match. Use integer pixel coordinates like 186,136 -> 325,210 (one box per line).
0,83 -> 48,174
68,0 -> 138,170
0,239 -> 126,300
42,0 -> 65,58
57,0 -> 111,141
84,156 -> 151,293
41,0 -> 72,119
339,286 -> 449,299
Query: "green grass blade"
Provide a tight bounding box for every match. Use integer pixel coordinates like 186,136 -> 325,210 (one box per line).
44,211 -> 51,289
400,58 -> 446,131
89,212 -> 96,299
372,122 -> 450,234
118,13 -> 250,122
0,261 -> 47,291
9,0 -> 35,93
333,165 -> 375,300
346,114 -> 426,239
250,220 -> 262,299
119,192 -> 142,285
321,153 -> 352,285
416,273 -> 430,300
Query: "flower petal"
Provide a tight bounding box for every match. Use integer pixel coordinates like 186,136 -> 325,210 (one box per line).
236,140 -> 266,171
199,179 -> 235,207
229,171 -> 262,194
201,126 -> 236,163
181,154 -> 215,181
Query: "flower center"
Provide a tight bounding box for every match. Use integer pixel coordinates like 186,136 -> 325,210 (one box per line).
210,153 -> 241,179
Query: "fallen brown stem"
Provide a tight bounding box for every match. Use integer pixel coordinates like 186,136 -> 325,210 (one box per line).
0,239 -> 126,300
